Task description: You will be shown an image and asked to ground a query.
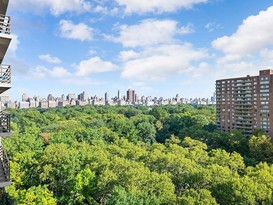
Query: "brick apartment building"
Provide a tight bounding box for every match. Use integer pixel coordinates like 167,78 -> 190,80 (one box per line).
216,69 -> 273,137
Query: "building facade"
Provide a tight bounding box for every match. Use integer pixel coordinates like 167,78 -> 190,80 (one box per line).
0,0 -> 12,193
216,69 -> 273,136
127,89 -> 135,103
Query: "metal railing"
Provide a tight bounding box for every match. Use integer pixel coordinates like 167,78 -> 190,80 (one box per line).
0,14 -> 10,35
0,146 -> 10,183
0,111 -> 10,133
0,65 -> 11,84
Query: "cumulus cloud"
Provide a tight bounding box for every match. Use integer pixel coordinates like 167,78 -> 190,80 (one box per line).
260,48 -> 273,60
34,66 -> 72,78
212,6 -> 273,55
115,0 -> 208,14
10,0 -> 91,15
121,44 -> 208,81
108,19 -> 191,47
59,20 -> 93,41
63,77 -> 106,86
178,24 -> 195,35
39,54 -> 62,64
76,57 -> 117,76
119,50 -> 140,61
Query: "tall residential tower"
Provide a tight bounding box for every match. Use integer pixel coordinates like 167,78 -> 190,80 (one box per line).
0,0 -> 12,192
216,69 -> 273,136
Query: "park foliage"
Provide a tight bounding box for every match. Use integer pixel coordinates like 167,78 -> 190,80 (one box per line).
2,104 -> 273,204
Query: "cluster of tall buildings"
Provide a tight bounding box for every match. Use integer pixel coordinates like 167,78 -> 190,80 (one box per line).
216,69 -> 273,137
1,89 -> 216,110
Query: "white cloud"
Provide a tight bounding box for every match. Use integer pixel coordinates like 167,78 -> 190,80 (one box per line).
178,24 -> 195,35
121,44 -> 208,81
191,62 -> 210,78
215,54 -> 241,65
4,34 -> 31,75
63,77 -> 106,86
258,48 -> 273,67
115,0 -> 208,14
39,54 -> 62,64
10,0 -> 91,16
260,48 -> 273,60
94,5 -> 108,13
76,57 -> 117,76
34,66 -> 71,78
214,61 -> 257,79
119,50 -> 140,61
108,19 -> 190,47
205,22 -> 221,32
89,50 -> 97,56
212,6 -> 273,55
59,20 -> 93,41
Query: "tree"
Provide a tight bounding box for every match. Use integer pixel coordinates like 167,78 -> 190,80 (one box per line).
178,189 -> 217,205
249,135 -> 273,163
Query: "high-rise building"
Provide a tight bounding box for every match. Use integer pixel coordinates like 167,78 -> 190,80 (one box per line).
0,0 -> 12,191
22,93 -> 28,102
105,92 -> 109,101
78,91 -> 88,101
127,89 -> 135,103
216,69 -> 273,137
47,94 -> 54,101
117,90 -> 120,100
67,93 -> 76,102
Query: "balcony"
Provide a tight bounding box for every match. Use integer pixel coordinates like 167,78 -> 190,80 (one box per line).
0,15 -> 10,35
0,146 -> 10,187
0,14 -> 11,64
0,64 -> 11,93
0,111 -> 10,137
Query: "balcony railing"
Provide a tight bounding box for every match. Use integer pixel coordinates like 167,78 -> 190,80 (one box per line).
0,111 -> 10,134
0,65 -> 11,84
0,14 -> 10,35
0,146 -> 10,184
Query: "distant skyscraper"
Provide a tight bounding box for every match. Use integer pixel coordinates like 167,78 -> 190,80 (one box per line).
22,93 -> 28,102
118,90 -> 120,100
82,91 -> 88,101
135,94 -> 139,102
47,94 -> 54,101
175,94 -> 179,102
78,91 -> 88,101
127,89 -> 135,103
67,93 -> 76,102
105,92 -> 109,103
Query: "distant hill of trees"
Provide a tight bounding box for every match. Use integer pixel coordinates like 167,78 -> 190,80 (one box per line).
2,104 -> 273,204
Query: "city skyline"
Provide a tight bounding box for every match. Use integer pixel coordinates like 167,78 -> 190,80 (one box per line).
4,0 -> 273,100
3,89 -> 216,109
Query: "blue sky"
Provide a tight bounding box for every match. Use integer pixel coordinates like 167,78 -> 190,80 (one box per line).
4,0 -> 273,101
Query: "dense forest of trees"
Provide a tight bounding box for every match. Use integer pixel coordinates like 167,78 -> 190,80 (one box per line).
2,104 -> 273,204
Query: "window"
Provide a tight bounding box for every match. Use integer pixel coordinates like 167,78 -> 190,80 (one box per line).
261,76 -> 269,81
260,89 -> 269,92
261,110 -> 270,113
261,105 -> 269,109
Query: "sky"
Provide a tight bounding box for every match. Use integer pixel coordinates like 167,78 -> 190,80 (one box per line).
4,0 -> 273,101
